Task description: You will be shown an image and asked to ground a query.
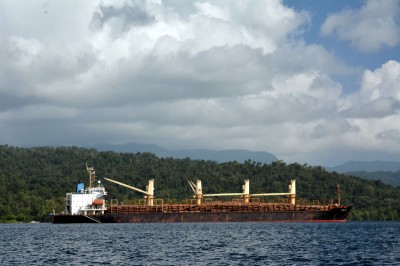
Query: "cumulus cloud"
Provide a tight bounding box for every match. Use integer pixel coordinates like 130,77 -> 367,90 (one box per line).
343,60 -> 400,117
337,60 -> 400,162
321,0 -> 400,52
0,0 -> 399,165
345,98 -> 400,118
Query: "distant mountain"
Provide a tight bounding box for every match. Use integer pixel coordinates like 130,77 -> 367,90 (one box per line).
91,143 -> 278,164
345,171 -> 400,187
328,161 -> 400,173
93,143 -> 167,156
325,160 -> 400,187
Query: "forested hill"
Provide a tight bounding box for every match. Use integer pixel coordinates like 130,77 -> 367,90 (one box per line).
1,145 -> 399,222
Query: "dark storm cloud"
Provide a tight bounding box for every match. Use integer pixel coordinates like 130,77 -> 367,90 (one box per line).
124,45 -> 267,100
376,129 -> 400,142
0,93 -> 38,111
91,1 -> 156,32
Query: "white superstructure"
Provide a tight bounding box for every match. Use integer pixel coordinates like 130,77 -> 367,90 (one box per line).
64,164 -> 107,215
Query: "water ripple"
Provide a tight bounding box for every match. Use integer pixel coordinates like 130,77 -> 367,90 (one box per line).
1,222 -> 400,265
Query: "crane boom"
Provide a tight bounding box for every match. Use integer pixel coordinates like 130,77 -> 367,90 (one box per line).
103,177 -> 148,195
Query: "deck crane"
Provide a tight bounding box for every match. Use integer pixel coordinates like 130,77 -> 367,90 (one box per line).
104,177 -> 155,206
188,179 -> 296,205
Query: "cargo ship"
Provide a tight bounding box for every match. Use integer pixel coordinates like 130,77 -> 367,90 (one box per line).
52,165 -> 353,223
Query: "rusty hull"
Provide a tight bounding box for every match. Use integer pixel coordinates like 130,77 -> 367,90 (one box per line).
52,203 -> 353,223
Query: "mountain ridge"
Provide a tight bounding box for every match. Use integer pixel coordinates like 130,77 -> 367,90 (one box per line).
91,143 -> 400,186
91,142 -> 279,164
327,160 -> 400,173
91,143 -> 400,172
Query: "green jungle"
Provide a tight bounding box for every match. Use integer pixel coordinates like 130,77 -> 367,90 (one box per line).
1,145 -> 399,223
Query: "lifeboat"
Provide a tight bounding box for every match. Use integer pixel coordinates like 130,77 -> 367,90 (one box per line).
92,199 -> 104,205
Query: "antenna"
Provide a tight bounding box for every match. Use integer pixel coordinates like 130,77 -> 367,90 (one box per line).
86,163 -> 96,189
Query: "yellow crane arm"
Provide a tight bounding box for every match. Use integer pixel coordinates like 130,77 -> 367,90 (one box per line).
104,177 -> 148,195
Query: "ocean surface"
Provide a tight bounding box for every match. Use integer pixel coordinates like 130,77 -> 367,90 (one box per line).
1,222 -> 400,265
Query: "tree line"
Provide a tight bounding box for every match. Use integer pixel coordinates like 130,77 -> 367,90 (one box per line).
0,145 -> 399,222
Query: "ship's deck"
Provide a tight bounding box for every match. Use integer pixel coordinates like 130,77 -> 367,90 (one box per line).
107,202 -> 343,214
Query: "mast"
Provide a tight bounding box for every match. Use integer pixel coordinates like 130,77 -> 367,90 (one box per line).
289,179 -> 296,205
188,180 -> 203,205
242,179 -> 250,203
86,163 -> 96,189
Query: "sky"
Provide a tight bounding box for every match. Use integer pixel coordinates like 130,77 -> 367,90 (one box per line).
0,0 -> 399,166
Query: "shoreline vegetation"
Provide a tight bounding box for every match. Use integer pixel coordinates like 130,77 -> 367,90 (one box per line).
1,145 -> 399,223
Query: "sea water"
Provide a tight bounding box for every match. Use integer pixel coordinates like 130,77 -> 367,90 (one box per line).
1,222 -> 399,265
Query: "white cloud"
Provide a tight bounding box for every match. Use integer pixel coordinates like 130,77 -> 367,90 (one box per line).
343,60 -> 400,117
337,60 -> 400,162
359,60 -> 400,102
8,37 -> 43,66
0,1 -> 399,166
321,0 -> 400,52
